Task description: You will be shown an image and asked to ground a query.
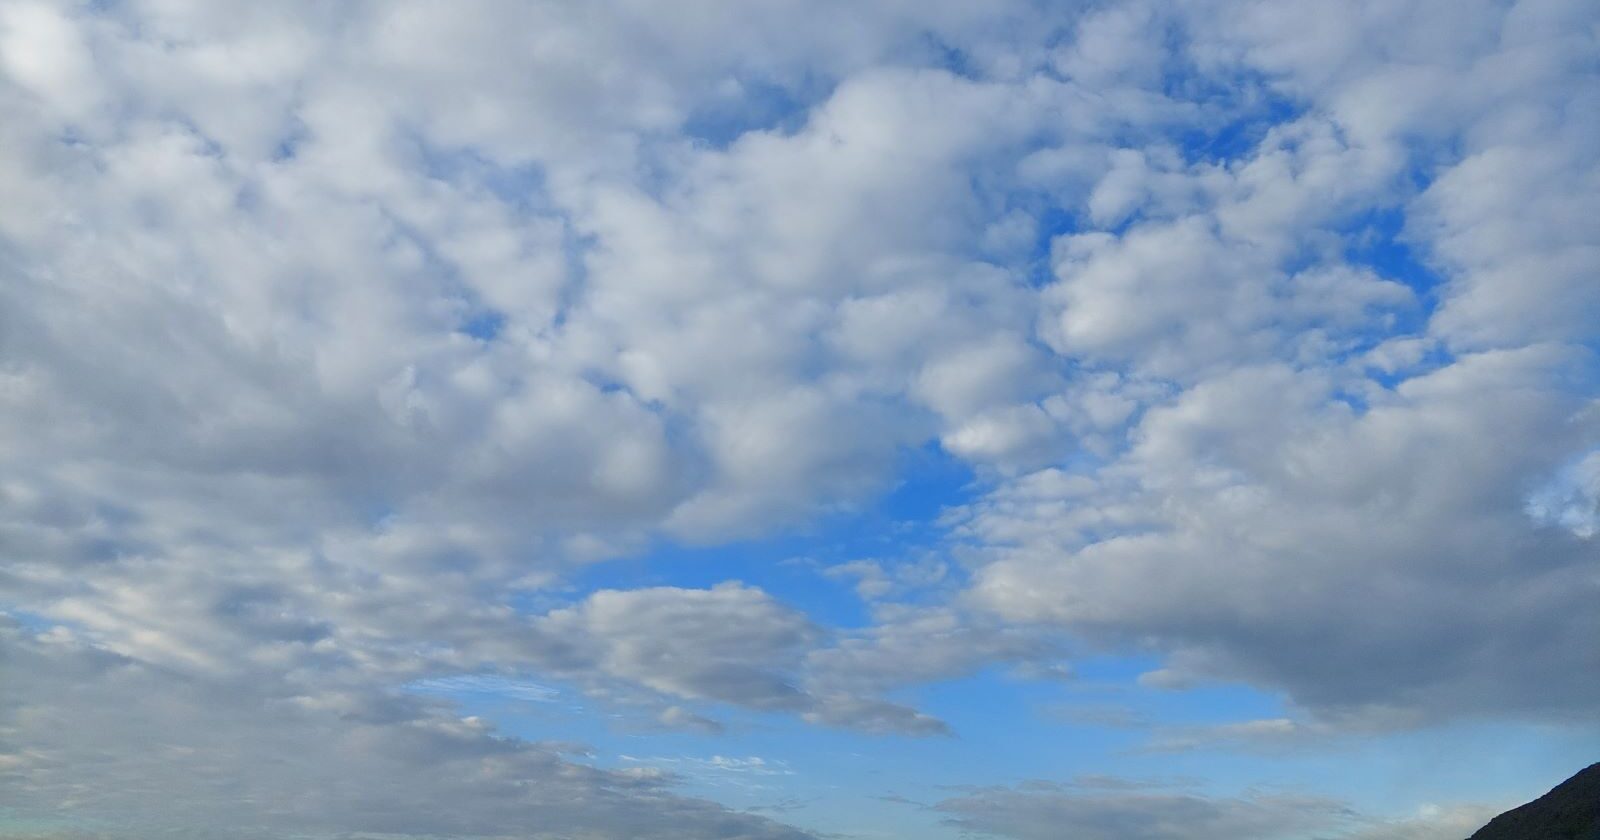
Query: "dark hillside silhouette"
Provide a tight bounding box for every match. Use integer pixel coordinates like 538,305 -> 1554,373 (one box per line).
1467,763 -> 1600,840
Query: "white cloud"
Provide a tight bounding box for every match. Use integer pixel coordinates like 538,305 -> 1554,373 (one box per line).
1526,449 -> 1600,539
0,2 -> 99,121
1,0 -> 1597,834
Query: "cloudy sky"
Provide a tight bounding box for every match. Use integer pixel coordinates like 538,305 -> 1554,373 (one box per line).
1,1 -> 1597,838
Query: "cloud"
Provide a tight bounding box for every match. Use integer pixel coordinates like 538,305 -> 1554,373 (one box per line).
931,778 -> 1505,840
934,779 -> 1357,840
407,674 -> 562,704
967,349 -> 1600,723
657,705 -> 727,735
529,584 -> 820,713
0,621 -> 814,840
950,0 -> 1600,729
519,586 -> 1054,736
1,0 -> 1597,835
621,754 -> 796,781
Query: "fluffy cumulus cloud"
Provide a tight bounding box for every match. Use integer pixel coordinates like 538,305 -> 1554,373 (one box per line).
960,0 -> 1600,728
1,0 -> 1596,837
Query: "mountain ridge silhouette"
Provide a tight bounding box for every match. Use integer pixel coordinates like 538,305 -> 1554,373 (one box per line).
1466,763 -> 1600,840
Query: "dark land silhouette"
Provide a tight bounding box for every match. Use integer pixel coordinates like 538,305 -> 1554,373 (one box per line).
1467,763 -> 1600,840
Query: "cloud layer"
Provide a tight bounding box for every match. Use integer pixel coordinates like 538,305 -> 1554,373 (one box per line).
1,0 -> 1596,837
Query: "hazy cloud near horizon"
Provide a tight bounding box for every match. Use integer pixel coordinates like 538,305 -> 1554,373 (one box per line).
1,0 -> 1596,837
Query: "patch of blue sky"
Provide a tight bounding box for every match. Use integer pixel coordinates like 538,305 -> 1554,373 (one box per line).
1334,205 -> 1458,390
270,116 -> 309,163
918,32 -> 997,82
1010,656 -> 1292,746
680,77 -> 820,149
1315,723 -> 1600,813
1177,95 -> 1301,165
1169,65 -> 1304,164
1017,203 -> 1079,288
0,606 -> 56,634
567,710 -> 979,837
1343,207 -> 1446,311
916,667 -> 1151,764
457,308 -> 505,341
407,673 -> 562,704
406,133 -> 550,212
1013,88 -> 1304,287
565,441 -> 977,629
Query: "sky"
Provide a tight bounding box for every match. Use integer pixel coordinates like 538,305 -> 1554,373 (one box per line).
0,1 -> 1597,839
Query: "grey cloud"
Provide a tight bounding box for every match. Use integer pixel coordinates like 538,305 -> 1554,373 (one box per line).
932,778 -> 1503,840
804,606 -> 1057,700
0,621 -> 814,840
657,705 -> 727,735
968,349 -> 1600,723
1,0 -> 1597,834
529,584 -> 820,713
522,586 -> 1046,736
934,780 -> 1357,840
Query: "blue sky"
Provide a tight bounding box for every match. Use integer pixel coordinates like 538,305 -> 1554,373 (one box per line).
408,458 -> 1600,838
1,2 -> 1598,839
